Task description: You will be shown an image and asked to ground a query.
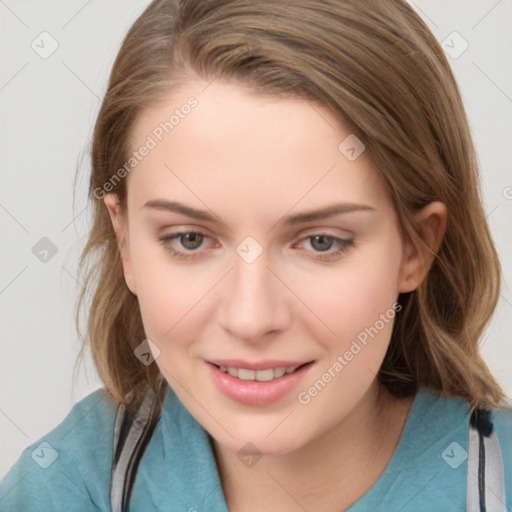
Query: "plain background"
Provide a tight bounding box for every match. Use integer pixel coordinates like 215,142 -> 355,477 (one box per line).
1,0 -> 511,477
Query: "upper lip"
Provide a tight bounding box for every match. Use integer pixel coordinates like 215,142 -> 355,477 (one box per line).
207,359 -> 313,371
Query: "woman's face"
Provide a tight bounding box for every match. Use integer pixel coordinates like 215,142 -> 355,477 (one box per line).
105,79 -> 419,455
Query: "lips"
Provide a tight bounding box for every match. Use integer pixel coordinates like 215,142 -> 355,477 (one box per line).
206,359 -> 315,406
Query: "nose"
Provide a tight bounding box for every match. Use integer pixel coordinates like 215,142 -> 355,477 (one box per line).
218,250 -> 291,343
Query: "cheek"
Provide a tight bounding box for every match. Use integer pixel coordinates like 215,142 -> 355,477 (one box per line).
126,235 -> 173,325
292,237 -> 403,408
296,233 -> 403,355
129,238 -> 219,349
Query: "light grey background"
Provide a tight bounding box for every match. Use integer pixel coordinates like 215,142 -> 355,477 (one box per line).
1,0 -> 511,477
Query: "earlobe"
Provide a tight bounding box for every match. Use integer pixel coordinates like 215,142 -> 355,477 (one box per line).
398,201 -> 448,293
103,194 -> 137,295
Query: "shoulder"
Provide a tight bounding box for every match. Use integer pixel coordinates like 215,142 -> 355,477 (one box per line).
414,388 -> 512,441
423,391 -> 512,509
0,387 -> 116,512
408,387 -> 472,433
491,405 -> 512,506
492,404 -> 512,437
129,385 -> 229,510
356,389 -> 512,511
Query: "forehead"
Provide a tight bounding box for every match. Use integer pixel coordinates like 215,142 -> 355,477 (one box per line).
126,79 -> 390,219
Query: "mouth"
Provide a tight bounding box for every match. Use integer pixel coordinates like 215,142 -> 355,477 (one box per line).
211,362 -> 312,382
206,360 -> 315,406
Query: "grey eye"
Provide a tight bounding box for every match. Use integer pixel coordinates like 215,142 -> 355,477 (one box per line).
309,235 -> 335,251
179,232 -> 204,250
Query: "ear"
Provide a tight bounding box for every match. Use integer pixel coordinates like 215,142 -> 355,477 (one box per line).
103,194 -> 137,295
398,201 -> 447,293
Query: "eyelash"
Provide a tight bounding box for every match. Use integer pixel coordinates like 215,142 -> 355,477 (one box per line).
158,230 -> 353,262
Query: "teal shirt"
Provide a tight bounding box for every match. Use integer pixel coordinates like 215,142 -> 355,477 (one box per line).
1,385 -> 511,511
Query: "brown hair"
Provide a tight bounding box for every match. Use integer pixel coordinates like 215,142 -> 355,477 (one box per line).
74,0 -> 507,415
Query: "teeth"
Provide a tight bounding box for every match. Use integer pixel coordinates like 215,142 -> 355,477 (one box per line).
238,368 -> 255,380
254,369 -> 274,382
218,364 -> 304,381
273,367 -> 286,378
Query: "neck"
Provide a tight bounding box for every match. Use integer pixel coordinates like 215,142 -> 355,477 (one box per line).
211,381 -> 414,512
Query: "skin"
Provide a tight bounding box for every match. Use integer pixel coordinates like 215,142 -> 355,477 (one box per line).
104,79 -> 447,511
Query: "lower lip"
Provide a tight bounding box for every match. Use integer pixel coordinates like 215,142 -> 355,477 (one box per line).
207,361 -> 314,406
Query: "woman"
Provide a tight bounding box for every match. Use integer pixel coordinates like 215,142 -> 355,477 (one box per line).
1,1 -> 510,510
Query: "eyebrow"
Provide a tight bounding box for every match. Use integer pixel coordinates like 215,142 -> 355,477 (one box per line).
142,199 -> 376,225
